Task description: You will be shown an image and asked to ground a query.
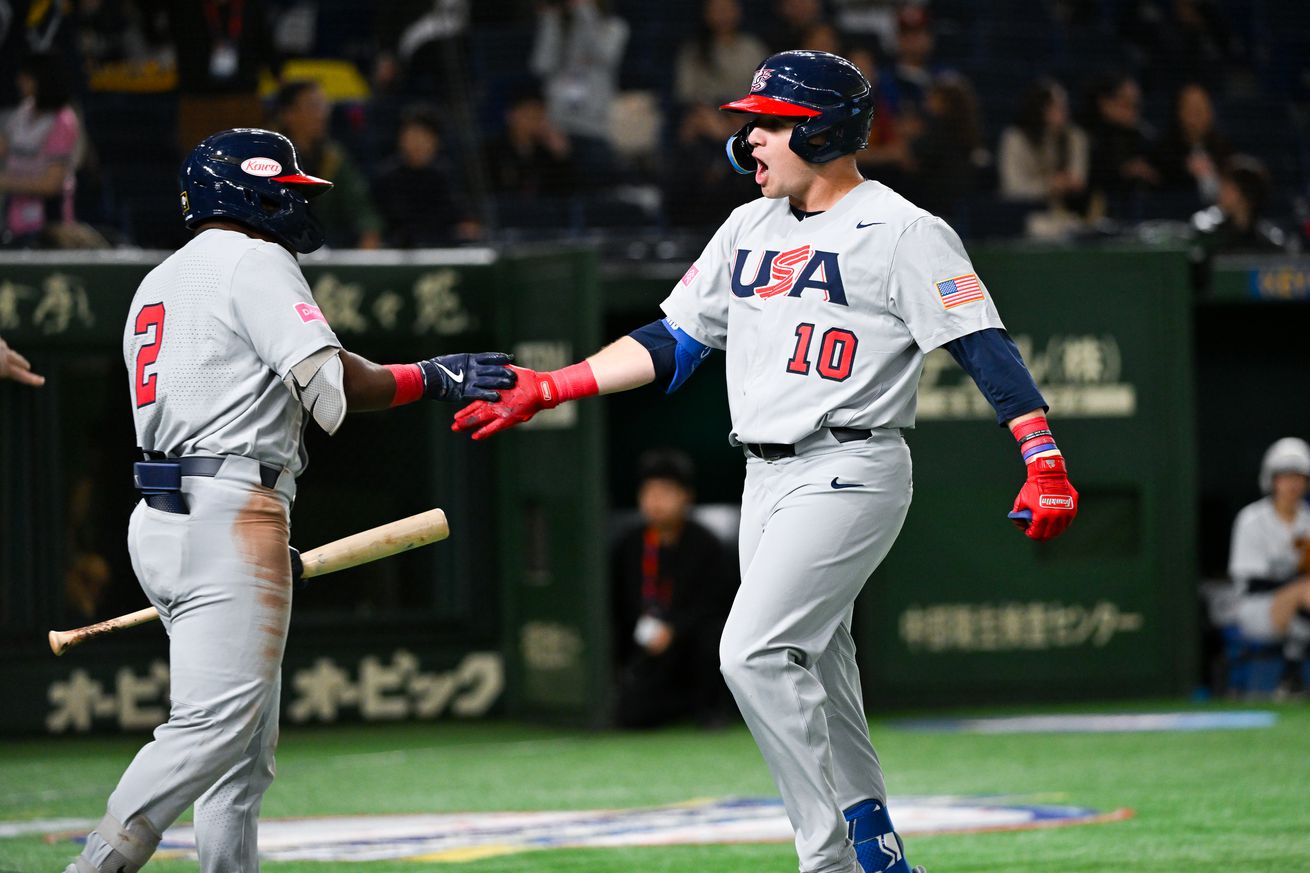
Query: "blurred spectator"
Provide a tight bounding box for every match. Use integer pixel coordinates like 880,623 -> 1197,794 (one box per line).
373,0 -> 469,102
1189,155 -> 1291,258
1117,0 -> 1239,92
610,449 -> 736,729
484,87 -> 576,198
373,104 -> 480,247
906,72 -> 984,218
847,43 -> 909,184
998,78 -> 1089,236
797,22 -> 843,55
530,0 -> 628,186
829,0 -> 903,53
1151,82 -> 1232,203
0,0 -> 79,106
274,79 -> 382,249
0,52 -> 84,247
1086,73 -> 1158,213
169,0 -> 276,152
765,0 -> 826,54
78,0 -> 171,68
889,5 -> 937,121
1227,437 -> 1310,696
0,334 -> 45,386
664,102 -> 757,229
674,0 -> 768,108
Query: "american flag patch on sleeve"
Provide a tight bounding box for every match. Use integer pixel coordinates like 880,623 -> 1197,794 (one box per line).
935,274 -> 985,309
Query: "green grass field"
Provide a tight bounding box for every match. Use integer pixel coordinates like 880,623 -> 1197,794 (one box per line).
2,701 -> 1304,873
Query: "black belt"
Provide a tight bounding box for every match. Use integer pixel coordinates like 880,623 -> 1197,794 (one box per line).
744,427 -> 873,461
137,454 -> 282,514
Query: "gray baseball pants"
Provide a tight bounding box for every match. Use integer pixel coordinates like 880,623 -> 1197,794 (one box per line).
721,429 -> 912,873
68,457 -> 295,873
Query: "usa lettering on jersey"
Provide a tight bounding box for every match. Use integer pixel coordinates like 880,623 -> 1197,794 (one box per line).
730,246 -> 847,305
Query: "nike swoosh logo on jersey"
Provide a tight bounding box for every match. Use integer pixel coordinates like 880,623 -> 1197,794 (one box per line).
856,220 -> 885,228
435,363 -> 465,383
831,478 -> 863,489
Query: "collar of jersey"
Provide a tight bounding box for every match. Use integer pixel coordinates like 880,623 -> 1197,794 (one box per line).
780,179 -> 875,227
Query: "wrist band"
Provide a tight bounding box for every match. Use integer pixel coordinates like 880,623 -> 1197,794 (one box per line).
549,361 -> 599,403
1011,415 -> 1061,464
1018,429 -> 1053,445
385,363 -> 424,407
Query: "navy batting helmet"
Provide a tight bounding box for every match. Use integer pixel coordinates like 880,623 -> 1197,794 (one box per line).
180,128 -> 333,254
720,50 -> 874,171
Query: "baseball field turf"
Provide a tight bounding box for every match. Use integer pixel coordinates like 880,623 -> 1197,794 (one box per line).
2,701 -> 1304,873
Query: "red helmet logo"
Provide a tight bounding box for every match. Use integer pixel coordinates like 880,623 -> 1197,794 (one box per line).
750,68 -> 773,92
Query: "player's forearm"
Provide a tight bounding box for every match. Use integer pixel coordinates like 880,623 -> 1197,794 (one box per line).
1006,410 -> 1046,429
339,350 -> 397,411
586,336 -> 656,395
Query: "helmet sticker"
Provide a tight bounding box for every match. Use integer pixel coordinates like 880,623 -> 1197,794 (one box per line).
240,157 -> 284,177
750,68 -> 773,92
179,191 -> 190,215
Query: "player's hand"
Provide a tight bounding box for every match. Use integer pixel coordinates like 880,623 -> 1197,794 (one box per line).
0,336 -> 45,387
1010,456 -> 1078,541
451,365 -> 559,440
419,352 -> 515,403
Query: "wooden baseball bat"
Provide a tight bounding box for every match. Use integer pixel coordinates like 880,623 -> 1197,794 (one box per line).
48,508 -> 449,656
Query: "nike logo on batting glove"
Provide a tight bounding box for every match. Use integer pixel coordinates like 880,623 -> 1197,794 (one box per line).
435,362 -> 464,383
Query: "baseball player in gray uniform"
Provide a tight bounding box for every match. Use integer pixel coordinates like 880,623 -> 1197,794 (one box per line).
453,52 -> 1079,873
64,128 -> 514,873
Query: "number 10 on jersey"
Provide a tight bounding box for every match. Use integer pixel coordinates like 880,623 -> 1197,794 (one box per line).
787,323 -> 857,381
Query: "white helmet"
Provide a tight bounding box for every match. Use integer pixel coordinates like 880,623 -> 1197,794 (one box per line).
1259,437 -> 1310,493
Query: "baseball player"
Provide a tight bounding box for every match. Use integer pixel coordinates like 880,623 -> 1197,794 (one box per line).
64,128 -> 514,873
453,51 -> 1079,873
1228,437 -> 1310,693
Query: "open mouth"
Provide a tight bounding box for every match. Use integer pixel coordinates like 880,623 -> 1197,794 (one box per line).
754,157 -> 769,186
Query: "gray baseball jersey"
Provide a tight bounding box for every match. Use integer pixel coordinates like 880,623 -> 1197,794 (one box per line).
123,227 -> 341,475
661,179 -> 1005,444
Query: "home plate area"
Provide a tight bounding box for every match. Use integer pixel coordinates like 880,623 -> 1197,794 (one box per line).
142,796 -> 1132,863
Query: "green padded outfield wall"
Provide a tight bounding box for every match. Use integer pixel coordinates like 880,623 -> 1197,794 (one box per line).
0,247 -> 606,734
864,247 -> 1197,704
601,246 -> 1199,704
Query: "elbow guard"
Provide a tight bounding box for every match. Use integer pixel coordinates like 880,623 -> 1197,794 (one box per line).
628,318 -> 712,394
285,347 -> 347,434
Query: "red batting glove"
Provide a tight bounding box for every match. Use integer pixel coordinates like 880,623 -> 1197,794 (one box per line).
451,365 -> 559,440
1011,455 -> 1079,541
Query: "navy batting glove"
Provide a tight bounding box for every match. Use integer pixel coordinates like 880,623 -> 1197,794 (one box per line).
419,352 -> 516,403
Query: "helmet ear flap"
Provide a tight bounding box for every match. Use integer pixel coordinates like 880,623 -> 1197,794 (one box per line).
725,122 -> 756,174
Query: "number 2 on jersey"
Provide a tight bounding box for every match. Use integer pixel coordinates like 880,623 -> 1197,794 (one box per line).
787,323 -> 857,381
133,303 -> 166,407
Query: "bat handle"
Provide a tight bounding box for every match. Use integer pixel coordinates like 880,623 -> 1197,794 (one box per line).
48,606 -> 161,656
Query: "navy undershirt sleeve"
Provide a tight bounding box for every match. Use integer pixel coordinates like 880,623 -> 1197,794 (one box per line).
943,328 -> 1047,425
629,319 -> 677,381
